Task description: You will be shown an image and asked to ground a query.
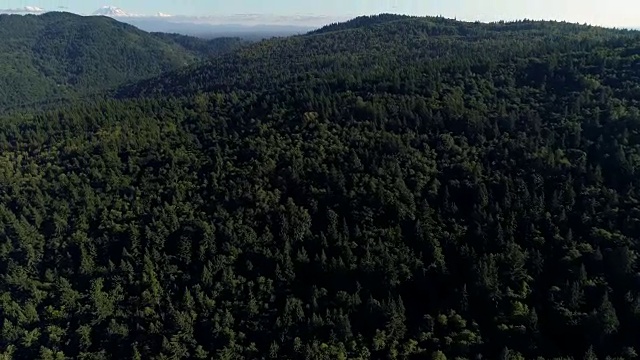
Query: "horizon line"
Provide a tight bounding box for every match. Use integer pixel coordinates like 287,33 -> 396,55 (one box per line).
0,8 -> 638,30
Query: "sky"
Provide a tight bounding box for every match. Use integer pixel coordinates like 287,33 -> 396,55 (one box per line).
1,0 -> 638,28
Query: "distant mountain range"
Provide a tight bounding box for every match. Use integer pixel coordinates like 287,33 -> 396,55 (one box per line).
0,5 -> 339,38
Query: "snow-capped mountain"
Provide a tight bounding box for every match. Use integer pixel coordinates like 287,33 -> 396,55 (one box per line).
93,6 -> 134,17
92,6 -> 173,18
24,6 -> 44,12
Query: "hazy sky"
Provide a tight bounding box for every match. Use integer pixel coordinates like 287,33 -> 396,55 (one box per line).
3,0 -> 638,27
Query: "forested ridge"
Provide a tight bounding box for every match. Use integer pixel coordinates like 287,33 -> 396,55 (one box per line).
2,13 -> 640,359
0,12 -> 245,114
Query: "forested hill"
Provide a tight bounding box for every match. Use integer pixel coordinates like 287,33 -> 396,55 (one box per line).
150,33 -> 248,57
115,14 -> 640,102
5,14 -> 640,360
307,13 -> 416,34
0,12 -> 244,113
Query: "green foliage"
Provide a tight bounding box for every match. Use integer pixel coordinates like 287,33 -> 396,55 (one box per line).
1,13 -> 640,360
0,12 -> 244,113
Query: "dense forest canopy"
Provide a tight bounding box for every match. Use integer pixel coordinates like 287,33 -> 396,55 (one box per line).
116,14 -> 640,101
2,13 -> 640,360
0,12 -> 246,114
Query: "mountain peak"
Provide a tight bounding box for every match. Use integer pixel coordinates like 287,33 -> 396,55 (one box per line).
24,6 -> 44,12
92,6 -> 173,18
93,6 -> 131,17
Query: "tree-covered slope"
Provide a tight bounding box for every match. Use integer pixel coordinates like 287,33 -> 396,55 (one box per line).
116,15 -> 640,101
3,15 -> 640,360
150,33 -> 248,57
308,13 -> 415,34
0,12 -> 244,113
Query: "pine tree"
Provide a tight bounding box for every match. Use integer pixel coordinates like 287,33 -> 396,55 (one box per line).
584,345 -> 598,360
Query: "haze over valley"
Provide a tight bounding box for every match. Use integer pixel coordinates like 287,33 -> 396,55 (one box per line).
0,4 -> 340,37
